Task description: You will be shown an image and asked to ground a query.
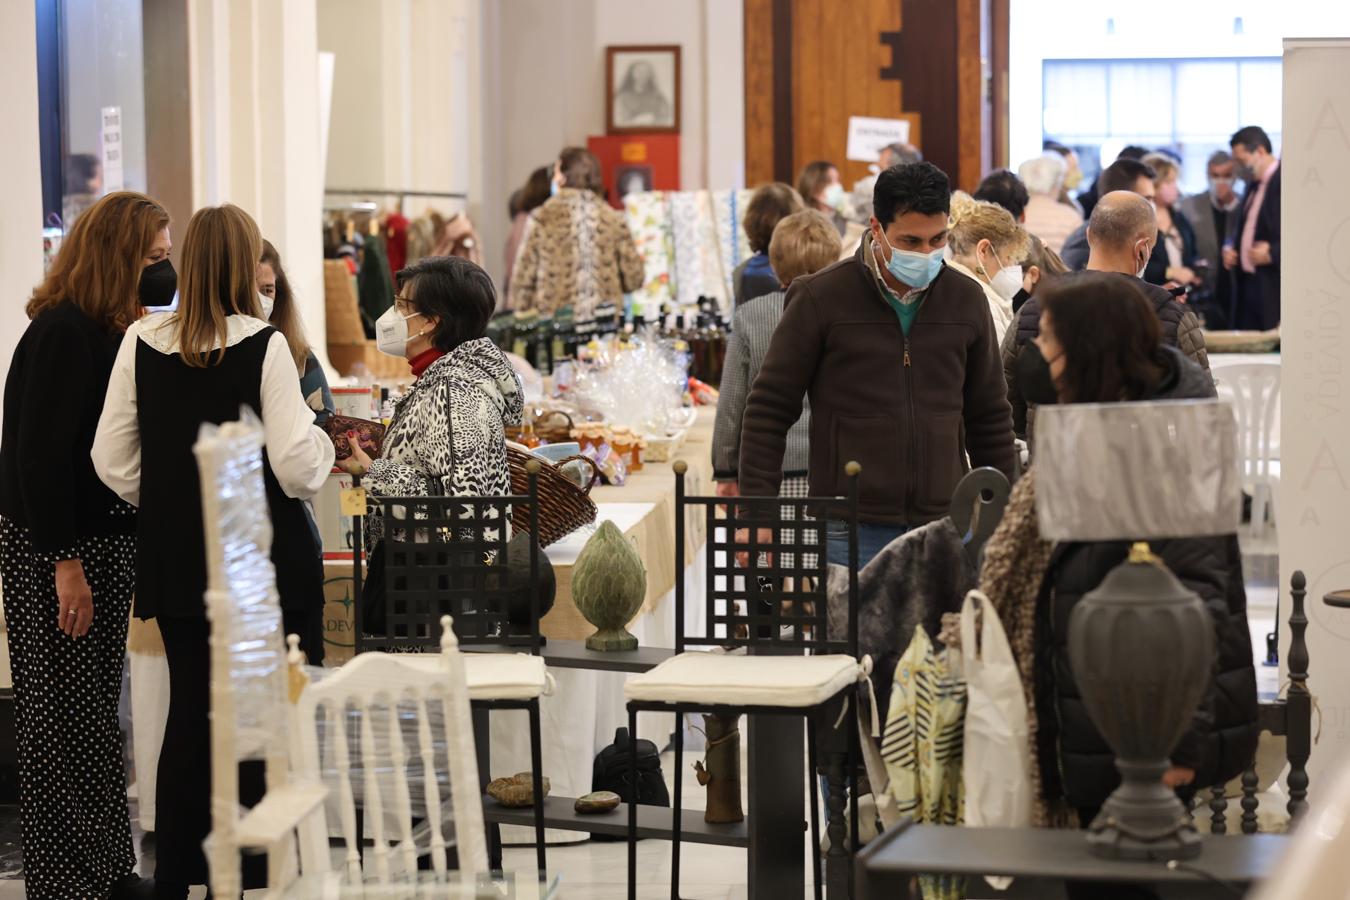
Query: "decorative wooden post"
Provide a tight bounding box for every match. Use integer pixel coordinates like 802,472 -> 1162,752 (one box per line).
1287,571 -> 1311,823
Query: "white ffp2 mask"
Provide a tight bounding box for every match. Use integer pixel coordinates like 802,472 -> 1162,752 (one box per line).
375,306 -> 422,356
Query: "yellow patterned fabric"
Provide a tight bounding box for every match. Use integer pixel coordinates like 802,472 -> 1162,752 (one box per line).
882,625 -> 967,900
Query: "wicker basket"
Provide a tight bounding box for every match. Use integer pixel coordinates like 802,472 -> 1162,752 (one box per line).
508,446 -> 600,547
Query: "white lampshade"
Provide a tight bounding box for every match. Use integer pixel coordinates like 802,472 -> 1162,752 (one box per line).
1034,399 -> 1242,541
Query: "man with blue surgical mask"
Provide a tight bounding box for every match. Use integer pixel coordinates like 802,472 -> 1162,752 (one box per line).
738,161 -> 1016,567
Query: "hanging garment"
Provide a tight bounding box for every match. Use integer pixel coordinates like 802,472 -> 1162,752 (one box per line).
357,233 -> 395,335
384,212 -> 409,275
826,518 -> 975,715
669,191 -> 708,308
623,191 -> 676,309
693,191 -> 729,311
882,624 -> 967,900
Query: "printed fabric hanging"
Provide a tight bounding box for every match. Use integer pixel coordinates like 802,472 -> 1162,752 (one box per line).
668,191 -> 708,309
881,624 -> 968,900
694,190 -> 729,312
623,191 -> 676,310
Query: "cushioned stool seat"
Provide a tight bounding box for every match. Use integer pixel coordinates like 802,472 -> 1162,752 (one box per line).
407,652 -> 549,701
623,652 -> 860,707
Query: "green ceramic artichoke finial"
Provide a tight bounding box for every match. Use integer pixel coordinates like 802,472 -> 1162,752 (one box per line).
572,520 -> 647,651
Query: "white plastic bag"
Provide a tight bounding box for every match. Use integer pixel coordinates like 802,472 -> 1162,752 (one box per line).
961,589 -> 1032,890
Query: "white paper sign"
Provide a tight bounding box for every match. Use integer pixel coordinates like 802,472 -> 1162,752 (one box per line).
99,105 -> 124,193
846,116 -> 911,163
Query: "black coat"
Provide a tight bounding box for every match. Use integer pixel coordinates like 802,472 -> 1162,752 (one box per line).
1230,166 -> 1282,330
1032,349 -> 1259,816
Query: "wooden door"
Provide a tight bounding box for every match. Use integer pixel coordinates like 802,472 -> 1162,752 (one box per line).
745,0 -> 990,194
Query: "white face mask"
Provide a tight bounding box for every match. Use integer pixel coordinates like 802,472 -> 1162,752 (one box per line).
823,182 -> 847,212
258,292 -> 275,321
375,305 -> 424,357
985,247 -> 1023,303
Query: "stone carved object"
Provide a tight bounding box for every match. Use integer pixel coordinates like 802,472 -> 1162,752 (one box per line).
574,791 -> 622,814
1068,544 -> 1213,860
487,772 -> 551,808
572,520 -> 647,650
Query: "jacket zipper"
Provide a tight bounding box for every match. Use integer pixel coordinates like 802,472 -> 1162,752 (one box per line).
903,336 -> 917,515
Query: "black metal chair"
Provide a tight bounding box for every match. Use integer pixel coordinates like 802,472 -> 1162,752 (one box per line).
1198,569 -> 1313,834
356,464 -> 551,873
623,461 -> 863,900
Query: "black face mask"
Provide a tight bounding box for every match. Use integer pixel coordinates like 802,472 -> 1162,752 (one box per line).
1016,343 -> 1061,407
139,258 -> 177,308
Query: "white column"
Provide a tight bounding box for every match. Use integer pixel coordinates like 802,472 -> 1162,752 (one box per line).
0,1 -> 45,414
1278,38 -> 1350,787
190,0 -> 328,368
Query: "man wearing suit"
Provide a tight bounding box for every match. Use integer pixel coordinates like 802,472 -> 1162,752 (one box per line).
1181,150 -> 1242,329
1223,126 -> 1281,330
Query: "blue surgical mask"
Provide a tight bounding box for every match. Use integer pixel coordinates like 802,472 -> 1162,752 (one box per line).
549,180 -> 560,197
876,229 -> 944,289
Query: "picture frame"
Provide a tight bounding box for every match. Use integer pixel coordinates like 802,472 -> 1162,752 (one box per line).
605,44 -> 681,134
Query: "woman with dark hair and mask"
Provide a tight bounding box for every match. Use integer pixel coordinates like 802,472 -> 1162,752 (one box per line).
0,191 -> 170,899
979,271 -> 1259,898
257,239 -> 334,426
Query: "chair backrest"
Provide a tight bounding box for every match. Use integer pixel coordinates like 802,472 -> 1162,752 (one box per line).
675,460 -> 861,655
289,614 -> 488,886
197,410 -> 302,898
948,467 -> 1011,568
367,467 -> 542,652
1212,361 -> 1280,482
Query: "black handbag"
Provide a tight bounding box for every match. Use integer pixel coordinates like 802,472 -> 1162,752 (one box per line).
592,727 -> 670,807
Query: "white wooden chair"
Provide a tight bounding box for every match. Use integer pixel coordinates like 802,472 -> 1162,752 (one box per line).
1213,361 -> 1281,536
197,412 -> 329,898
199,412 -> 489,897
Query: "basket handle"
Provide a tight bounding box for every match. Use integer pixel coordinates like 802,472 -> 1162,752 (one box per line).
556,454 -> 602,495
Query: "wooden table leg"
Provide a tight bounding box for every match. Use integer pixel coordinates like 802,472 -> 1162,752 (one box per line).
748,713 -> 805,898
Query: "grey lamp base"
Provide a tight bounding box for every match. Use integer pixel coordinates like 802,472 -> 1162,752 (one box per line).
585,628 -> 638,651
1087,818 -> 1203,860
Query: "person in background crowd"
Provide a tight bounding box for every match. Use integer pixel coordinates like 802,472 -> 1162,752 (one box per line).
1223,126 -> 1282,330
973,169 -> 1067,314
1043,140 -> 1085,214
733,182 -> 803,307
1018,153 -> 1083,255
335,257 -> 523,626
1074,144 -> 1149,219
61,153 -> 104,227
258,240 -> 335,427
981,272 -> 1257,898
1142,153 -> 1201,291
853,142 -> 924,222
713,209 -> 841,501
945,192 -> 1031,343
93,204 -> 333,899
1181,150 -> 1242,329
798,160 -> 854,239
1059,157 -> 1156,271
510,148 -> 644,320
503,165 -> 553,298
1004,191 -> 1209,444
972,168 -> 1030,222
0,192 -> 168,900
739,162 -> 1016,567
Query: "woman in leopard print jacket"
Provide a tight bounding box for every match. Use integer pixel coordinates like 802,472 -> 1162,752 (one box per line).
338,256 -> 523,517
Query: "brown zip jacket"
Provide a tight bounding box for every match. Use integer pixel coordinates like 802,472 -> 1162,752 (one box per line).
738,238 -> 1016,526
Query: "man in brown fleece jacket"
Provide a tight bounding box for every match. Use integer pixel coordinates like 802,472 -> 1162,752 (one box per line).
738,161 -> 1016,566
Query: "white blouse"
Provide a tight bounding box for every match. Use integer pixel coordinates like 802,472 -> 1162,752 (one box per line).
93,313 -> 334,506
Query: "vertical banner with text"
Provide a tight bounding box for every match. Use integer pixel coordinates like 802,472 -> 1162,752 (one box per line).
1281,38 -> 1350,786
99,105 -> 124,193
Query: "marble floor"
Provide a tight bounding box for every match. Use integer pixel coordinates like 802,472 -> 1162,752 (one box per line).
0,542 -> 1285,898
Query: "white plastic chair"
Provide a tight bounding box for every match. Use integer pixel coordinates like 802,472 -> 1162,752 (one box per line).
1213,361 -> 1280,536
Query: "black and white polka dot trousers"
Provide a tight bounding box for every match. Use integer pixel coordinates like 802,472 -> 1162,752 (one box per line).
0,518 -> 137,899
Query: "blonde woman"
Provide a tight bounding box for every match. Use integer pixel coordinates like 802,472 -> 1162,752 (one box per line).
0,192 -> 170,899
1142,152 -> 1201,289
93,204 -> 333,899
945,191 -> 1032,342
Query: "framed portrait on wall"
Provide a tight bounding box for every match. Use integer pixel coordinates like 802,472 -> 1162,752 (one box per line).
605,45 -> 681,134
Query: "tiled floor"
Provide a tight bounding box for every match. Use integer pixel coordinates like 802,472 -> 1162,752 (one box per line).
0,543 -> 1285,898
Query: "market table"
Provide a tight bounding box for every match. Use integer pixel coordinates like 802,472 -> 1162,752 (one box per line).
854,820 -> 1289,899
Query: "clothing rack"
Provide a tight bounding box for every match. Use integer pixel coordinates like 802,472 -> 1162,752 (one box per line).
323,188 -> 469,217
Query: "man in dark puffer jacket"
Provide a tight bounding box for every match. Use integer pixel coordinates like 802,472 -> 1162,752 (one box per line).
1034,345 -> 1259,821
1005,191 -> 1210,443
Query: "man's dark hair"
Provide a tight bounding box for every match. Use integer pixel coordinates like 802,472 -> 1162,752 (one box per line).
1230,125 -> 1273,154
1098,158 -> 1157,195
1117,145 -> 1150,161
873,161 -> 951,225
973,169 -> 1030,221
1043,140 -> 1072,156
396,256 -> 496,352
